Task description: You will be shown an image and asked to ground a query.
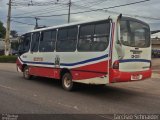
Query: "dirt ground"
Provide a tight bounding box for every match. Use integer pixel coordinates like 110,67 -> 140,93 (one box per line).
152,58 -> 160,69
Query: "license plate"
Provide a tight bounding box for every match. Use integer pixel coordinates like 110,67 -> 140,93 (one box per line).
131,74 -> 142,80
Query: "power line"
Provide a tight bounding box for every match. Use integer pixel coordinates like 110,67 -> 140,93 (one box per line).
11,0 -> 151,18
73,0 -> 108,7
72,0 -> 160,21
13,0 -> 106,21
11,20 -> 35,26
12,1 -> 68,16
11,0 -> 66,7
14,7 -> 68,17
72,0 -> 107,13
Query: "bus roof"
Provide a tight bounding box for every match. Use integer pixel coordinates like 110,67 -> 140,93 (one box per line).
29,17 -> 112,33
25,15 -> 149,34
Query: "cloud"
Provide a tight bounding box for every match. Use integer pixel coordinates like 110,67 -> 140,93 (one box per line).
71,14 -> 94,22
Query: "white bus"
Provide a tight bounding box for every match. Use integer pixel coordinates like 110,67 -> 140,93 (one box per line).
16,15 -> 151,91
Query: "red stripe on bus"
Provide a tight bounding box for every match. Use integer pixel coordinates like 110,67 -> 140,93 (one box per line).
29,66 -> 60,79
71,61 -> 108,80
28,60 -> 108,80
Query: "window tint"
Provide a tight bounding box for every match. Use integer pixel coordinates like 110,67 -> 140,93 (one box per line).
39,30 -> 56,52
80,24 -> 94,36
78,21 -> 110,51
95,22 -> 110,35
68,27 -> 77,39
58,28 -> 67,40
18,33 -> 31,53
56,26 -> 78,52
78,24 -> 94,51
120,20 -> 150,48
23,33 -> 31,52
130,21 -> 150,47
31,32 -> 40,52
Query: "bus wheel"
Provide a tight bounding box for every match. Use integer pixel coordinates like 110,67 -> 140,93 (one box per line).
23,66 -> 32,80
62,73 -> 74,91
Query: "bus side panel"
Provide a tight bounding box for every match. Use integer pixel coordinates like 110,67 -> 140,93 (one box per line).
71,61 -> 108,80
29,66 -> 60,79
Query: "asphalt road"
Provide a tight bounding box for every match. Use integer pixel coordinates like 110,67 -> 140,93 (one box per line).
0,63 -> 160,119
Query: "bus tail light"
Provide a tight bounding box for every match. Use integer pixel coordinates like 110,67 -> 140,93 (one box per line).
113,60 -> 119,69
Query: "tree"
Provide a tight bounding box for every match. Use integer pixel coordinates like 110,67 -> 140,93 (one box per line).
10,30 -> 18,38
0,21 -> 6,38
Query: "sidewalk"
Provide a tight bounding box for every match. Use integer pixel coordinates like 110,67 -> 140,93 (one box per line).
0,63 -> 17,72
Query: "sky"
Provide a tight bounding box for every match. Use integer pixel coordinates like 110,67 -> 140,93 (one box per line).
0,0 -> 160,35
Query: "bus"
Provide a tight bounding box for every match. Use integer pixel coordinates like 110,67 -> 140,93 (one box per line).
16,15 -> 151,91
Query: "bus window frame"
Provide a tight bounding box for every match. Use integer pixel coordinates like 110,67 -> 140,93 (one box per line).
56,25 -> 78,52
30,32 -> 41,53
77,20 -> 110,52
18,33 -> 31,54
39,29 -> 57,52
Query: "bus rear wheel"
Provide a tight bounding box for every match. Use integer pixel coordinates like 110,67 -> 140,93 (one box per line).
23,66 -> 32,80
62,73 -> 74,91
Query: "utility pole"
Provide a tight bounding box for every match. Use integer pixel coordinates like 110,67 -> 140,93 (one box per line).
68,0 -> 71,23
5,0 -> 12,56
34,17 -> 40,29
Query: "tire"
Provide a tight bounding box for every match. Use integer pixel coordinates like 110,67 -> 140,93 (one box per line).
62,73 -> 74,91
23,66 -> 32,80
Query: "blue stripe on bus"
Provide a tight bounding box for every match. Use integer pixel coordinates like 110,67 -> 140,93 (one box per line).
119,59 -> 151,63
24,61 -> 54,65
60,54 -> 108,66
19,57 -> 54,65
19,54 -> 108,66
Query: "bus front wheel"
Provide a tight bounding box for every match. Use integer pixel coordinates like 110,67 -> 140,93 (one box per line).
23,66 -> 32,80
62,73 -> 74,91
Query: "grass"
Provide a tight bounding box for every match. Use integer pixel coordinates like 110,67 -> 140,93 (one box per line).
0,55 -> 17,63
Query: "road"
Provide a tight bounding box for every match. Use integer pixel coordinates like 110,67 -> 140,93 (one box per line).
0,63 -> 160,119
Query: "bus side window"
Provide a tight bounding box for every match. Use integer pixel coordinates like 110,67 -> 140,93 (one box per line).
78,21 -> 110,52
18,33 -> 31,54
39,30 -> 56,52
92,22 -> 110,51
56,26 -> 78,52
23,33 -> 31,52
67,26 -> 77,51
31,32 -> 40,52
78,24 -> 94,51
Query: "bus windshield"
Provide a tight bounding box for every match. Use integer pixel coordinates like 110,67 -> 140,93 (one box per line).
120,19 -> 150,48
